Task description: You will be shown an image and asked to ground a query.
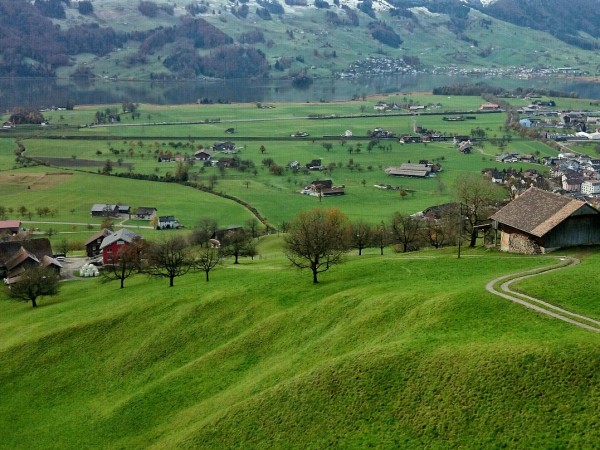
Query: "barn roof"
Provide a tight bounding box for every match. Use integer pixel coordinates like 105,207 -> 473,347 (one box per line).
490,187 -> 598,237
0,238 -> 52,266
0,220 -> 21,230
84,229 -> 112,246
99,229 -> 142,249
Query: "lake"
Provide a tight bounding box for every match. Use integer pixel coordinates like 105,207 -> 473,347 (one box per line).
0,74 -> 599,111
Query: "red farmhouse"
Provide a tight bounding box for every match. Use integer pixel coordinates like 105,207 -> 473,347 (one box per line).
99,229 -> 142,265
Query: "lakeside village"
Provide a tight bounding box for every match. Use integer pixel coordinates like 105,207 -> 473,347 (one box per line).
337,56 -> 586,78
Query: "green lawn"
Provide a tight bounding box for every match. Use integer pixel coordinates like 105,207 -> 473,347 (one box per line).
1,247 -> 598,448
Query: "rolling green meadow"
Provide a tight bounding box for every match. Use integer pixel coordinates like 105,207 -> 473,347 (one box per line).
2,94 -> 600,448
1,243 -> 600,449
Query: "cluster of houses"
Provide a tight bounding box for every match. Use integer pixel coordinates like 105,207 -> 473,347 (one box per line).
518,101 -> 600,137
0,238 -> 62,284
85,228 -> 142,265
90,204 -> 180,230
157,141 -> 239,164
482,167 -> 547,192
288,159 -> 325,171
495,152 -> 600,198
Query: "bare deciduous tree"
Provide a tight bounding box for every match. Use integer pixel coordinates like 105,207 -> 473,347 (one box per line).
390,212 -> 422,253
352,221 -> 373,255
284,208 -> 351,283
145,236 -> 192,287
372,221 -> 392,255
6,266 -> 60,308
221,229 -> 256,264
193,247 -> 221,282
190,217 -> 218,247
102,243 -> 141,288
454,174 -> 505,246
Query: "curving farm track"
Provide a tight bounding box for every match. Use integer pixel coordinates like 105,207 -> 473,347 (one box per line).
486,257 -> 600,333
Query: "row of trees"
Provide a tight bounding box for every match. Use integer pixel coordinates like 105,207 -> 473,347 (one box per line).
104,219 -> 260,289
284,175 -> 505,283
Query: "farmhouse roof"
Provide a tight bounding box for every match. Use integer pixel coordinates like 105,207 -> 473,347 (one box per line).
5,247 -> 39,271
84,228 -> 112,246
0,220 -> 21,230
385,163 -> 432,178
0,238 -> 52,265
135,207 -> 157,215
41,254 -> 62,269
99,229 -> 142,249
490,187 -> 597,237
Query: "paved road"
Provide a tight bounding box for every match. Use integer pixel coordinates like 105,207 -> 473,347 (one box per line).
486,257 -> 600,333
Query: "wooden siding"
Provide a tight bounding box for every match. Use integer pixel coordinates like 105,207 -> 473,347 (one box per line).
543,215 -> 600,249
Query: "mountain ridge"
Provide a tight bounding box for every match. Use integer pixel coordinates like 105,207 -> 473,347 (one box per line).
0,0 -> 598,80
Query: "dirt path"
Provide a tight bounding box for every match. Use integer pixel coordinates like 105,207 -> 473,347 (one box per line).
485,256 -> 600,333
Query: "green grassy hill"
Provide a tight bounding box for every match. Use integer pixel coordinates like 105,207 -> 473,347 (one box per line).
1,246 -> 599,448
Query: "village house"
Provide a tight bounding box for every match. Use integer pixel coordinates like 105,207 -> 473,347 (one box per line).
306,159 -> 322,171
99,229 -> 142,265
581,180 -> 600,196
90,204 -> 130,217
212,141 -> 236,152
156,216 -> 181,230
194,149 -> 213,161
0,220 -> 22,237
0,238 -> 61,281
490,187 -> 600,253
301,180 -> 345,197
85,228 -> 112,258
562,172 -> 584,192
458,140 -> 473,153
134,207 -> 158,220
216,157 -> 237,168
90,204 -> 119,217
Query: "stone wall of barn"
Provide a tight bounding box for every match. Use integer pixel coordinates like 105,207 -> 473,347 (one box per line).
500,231 -> 539,254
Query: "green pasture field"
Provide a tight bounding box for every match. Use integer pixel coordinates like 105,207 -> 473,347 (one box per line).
0,168 -> 253,232
511,249 -> 600,321
1,246 -> 599,448
20,94 -> 496,134
567,141 -> 600,157
0,139 -> 19,169
16,134 -> 550,225
0,95 -> 563,230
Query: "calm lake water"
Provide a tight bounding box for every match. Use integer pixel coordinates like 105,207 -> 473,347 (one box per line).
0,74 -> 599,111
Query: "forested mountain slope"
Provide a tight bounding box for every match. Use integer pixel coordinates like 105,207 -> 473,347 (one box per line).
0,0 -> 598,79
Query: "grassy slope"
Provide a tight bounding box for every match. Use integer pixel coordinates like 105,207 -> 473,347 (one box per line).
0,166 -> 254,233
1,246 -> 599,448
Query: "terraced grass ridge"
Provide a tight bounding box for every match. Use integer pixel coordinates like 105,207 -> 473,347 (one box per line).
1,245 -> 599,449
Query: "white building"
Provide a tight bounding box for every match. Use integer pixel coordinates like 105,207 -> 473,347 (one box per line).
581,180 -> 600,195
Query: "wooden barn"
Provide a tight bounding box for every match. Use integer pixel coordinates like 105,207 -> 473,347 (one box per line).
490,187 -> 600,253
